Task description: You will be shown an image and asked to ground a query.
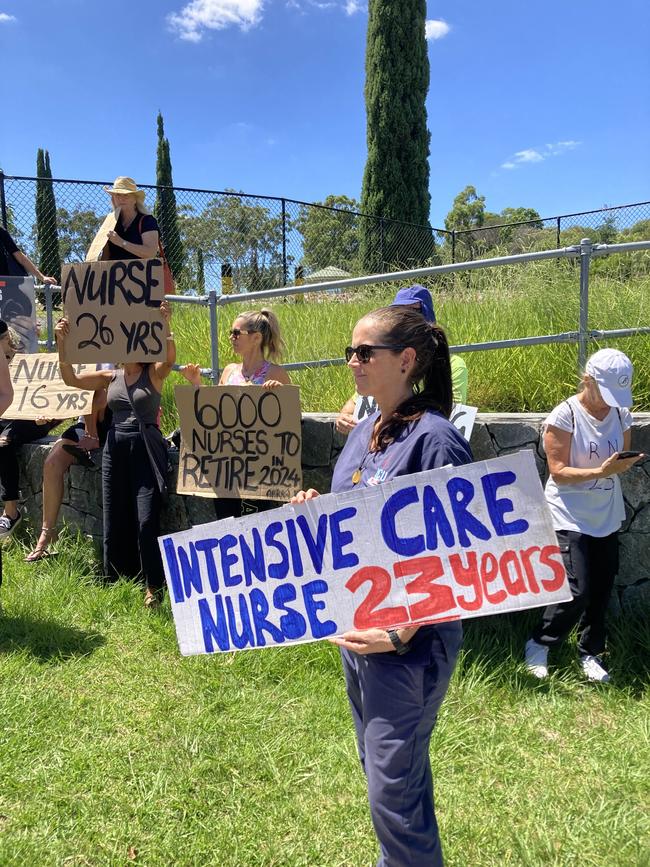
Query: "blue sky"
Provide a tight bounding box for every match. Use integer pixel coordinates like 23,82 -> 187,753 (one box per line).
1,0 -> 649,227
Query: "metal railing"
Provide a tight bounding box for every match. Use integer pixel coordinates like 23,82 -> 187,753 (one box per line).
36,237 -> 650,383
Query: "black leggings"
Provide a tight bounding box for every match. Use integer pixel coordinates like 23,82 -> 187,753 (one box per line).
532,529 -> 619,657
102,426 -> 164,590
0,418 -> 59,502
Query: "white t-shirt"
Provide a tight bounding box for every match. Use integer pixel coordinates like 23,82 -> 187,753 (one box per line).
543,395 -> 632,537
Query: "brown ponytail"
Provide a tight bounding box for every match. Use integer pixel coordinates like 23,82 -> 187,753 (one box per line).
362,307 -> 453,451
239,308 -> 285,361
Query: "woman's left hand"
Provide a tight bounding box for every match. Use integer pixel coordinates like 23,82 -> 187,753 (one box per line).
160,300 -> 172,323
262,379 -> 284,389
330,629 -> 394,655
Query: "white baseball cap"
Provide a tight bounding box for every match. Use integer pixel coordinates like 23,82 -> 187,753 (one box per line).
585,348 -> 634,408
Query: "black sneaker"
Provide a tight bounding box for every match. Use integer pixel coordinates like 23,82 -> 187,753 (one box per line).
0,511 -> 22,539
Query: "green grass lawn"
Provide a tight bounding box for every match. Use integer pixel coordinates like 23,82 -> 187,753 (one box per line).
1,534 -> 648,867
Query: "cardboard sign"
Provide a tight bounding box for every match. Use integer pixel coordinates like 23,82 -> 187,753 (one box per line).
175,384 -> 303,501
5,353 -> 94,419
0,276 -> 38,353
61,258 -> 168,363
85,211 -> 118,261
354,395 -> 478,441
160,450 -> 572,656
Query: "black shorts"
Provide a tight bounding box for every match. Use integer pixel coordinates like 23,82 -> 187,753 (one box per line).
59,409 -> 113,448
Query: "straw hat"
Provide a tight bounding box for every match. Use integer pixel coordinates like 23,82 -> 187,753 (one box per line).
103,176 -> 149,212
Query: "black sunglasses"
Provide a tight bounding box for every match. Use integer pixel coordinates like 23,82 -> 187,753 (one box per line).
345,344 -> 406,364
229,328 -> 257,338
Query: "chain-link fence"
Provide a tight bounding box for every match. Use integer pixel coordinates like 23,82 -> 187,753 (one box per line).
2,172 -> 649,292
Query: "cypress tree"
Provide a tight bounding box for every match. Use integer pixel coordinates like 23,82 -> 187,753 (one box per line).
359,0 -> 433,271
196,249 -> 205,295
155,112 -> 185,280
35,148 -> 61,283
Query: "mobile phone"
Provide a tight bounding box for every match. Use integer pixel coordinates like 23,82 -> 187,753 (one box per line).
617,450 -> 642,459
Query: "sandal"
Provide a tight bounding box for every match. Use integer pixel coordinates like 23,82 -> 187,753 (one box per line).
62,444 -> 96,468
25,527 -> 58,562
144,588 -> 162,610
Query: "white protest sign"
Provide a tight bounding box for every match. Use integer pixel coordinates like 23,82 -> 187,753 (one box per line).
160,450 -> 571,656
354,395 -> 478,440
5,353 -> 93,419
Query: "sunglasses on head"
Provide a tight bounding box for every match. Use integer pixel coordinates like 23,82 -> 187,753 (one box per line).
229,328 -> 257,338
344,344 -> 406,364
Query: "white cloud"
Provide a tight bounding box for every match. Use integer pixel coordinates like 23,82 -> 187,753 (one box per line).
0,12 -> 17,22
168,0 -> 264,41
345,0 -> 364,14
501,140 -> 581,169
425,19 -> 449,40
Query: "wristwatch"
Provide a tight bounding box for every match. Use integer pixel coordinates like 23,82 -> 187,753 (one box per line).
387,629 -> 411,655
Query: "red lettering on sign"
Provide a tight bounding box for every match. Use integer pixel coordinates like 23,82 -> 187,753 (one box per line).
538,545 -> 566,591
520,545 -> 541,594
346,566 -> 408,629
394,556 -> 456,621
499,549 -> 527,596
480,551 -> 507,605
449,552 -> 483,611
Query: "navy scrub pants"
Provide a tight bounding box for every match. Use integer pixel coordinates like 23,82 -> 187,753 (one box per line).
341,623 -> 462,867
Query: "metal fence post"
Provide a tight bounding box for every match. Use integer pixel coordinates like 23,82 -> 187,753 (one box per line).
281,198 -> 288,286
451,231 -> 456,264
379,218 -> 385,271
45,282 -> 54,350
208,289 -> 219,383
0,171 -> 7,229
578,237 -> 593,372
556,216 -> 561,249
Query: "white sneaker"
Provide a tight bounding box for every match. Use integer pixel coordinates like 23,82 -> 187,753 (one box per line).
0,511 -> 21,539
580,655 -> 610,683
525,639 -> 549,679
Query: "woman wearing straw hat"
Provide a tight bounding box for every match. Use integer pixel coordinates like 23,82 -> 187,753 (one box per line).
103,177 -> 160,261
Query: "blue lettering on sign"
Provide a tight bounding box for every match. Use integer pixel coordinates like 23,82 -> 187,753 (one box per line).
239,528 -> 266,586
330,507 -> 358,569
380,486 -> 423,555
481,471 -> 529,537
226,594 -> 255,649
302,580 -> 337,638
195,537 -> 220,592
220,534 -> 242,587
199,596 -> 230,652
446,477 -> 491,547
179,542 -> 204,597
163,537 -> 184,603
273,584 -> 307,639
296,513 -> 328,574
265,521 -> 290,579
286,519 -> 304,578
250,588 -> 286,646
423,484 -> 455,550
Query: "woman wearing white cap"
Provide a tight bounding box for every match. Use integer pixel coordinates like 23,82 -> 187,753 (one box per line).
103,177 -> 160,261
525,348 -> 644,682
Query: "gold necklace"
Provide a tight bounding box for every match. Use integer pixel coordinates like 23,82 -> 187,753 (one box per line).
352,429 -> 376,485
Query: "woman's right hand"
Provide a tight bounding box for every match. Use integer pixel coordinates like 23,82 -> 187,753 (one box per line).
600,451 -> 644,477
291,489 -> 321,504
54,318 -> 69,342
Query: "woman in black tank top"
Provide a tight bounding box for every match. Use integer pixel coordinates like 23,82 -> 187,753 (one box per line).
55,303 -> 175,608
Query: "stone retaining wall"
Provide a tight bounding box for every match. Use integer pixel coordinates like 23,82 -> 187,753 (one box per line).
17,413 -> 650,609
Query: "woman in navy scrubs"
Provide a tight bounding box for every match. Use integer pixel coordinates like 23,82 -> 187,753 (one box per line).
293,305 -> 472,866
